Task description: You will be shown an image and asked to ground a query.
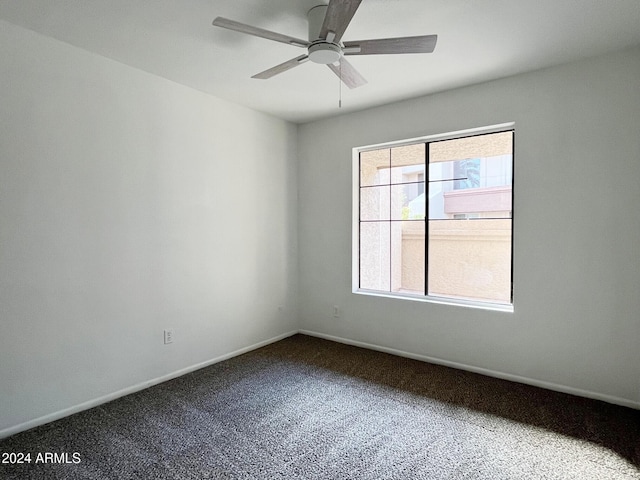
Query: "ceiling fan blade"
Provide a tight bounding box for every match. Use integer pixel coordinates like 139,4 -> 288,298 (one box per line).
319,0 -> 363,43
327,57 -> 367,89
252,55 -> 309,80
343,35 -> 438,55
212,17 -> 310,48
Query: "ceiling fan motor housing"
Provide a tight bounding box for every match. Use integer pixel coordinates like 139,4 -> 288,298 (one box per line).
308,5 -> 328,41
307,5 -> 342,64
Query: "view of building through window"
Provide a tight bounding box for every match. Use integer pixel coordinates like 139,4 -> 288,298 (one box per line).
358,130 -> 513,306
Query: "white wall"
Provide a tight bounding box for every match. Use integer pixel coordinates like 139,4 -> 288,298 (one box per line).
0,21 -> 298,434
2,19 -> 638,439
298,47 -> 640,407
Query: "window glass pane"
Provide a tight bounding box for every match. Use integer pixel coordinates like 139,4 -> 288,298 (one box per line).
429,131 -> 513,164
391,221 -> 425,294
360,222 -> 391,291
360,149 -> 390,187
428,178 -> 512,220
428,219 -> 512,304
361,186 -> 390,221
429,156 -> 512,187
390,144 -> 425,184
391,184 -> 425,220
429,147 -> 512,220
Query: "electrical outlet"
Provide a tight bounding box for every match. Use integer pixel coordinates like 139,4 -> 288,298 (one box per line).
164,329 -> 174,344
333,305 -> 340,318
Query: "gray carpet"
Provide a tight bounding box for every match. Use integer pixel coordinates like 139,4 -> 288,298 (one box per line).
1,334 -> 639,479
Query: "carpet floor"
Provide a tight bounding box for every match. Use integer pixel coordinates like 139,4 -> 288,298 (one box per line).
1,334 -> 639,479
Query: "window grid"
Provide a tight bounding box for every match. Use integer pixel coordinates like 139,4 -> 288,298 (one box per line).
424,141 -> 429,297
357,129 -> 514,306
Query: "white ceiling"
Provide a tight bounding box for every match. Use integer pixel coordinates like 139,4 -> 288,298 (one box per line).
1,0 -> 640,124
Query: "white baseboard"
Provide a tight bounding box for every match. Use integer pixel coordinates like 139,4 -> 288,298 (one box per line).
0,330 -> 297,440
3,327 -> 637,440
299,329 -> 640,410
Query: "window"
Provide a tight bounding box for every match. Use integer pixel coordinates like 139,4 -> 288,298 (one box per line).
354,126 -> 514,310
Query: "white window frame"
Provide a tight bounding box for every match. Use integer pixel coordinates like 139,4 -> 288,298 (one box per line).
352,123 -> 515,313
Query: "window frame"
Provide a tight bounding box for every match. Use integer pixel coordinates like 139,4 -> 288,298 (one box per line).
352,123 -> 515,313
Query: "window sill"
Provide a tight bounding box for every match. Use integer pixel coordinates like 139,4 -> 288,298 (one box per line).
353,289 -> 514,313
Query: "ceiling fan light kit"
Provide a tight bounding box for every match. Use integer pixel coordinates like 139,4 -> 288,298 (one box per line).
308,43 -> 342,65
212,0 -> 437,89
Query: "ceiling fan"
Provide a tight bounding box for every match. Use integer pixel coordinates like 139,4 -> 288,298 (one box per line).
212,0 -> 437,89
